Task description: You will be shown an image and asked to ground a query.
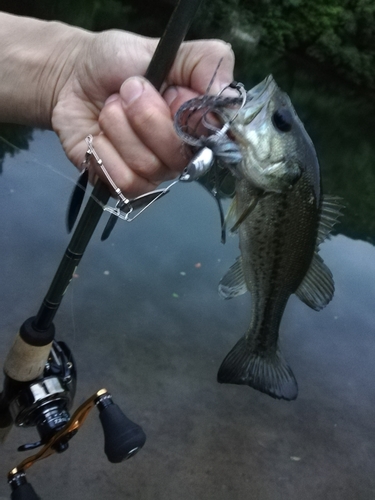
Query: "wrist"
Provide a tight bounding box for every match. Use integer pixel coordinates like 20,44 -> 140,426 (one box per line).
0,13 -> 93,128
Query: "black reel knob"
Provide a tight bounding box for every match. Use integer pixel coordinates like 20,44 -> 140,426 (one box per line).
6,389 -> 146,499
8,472 -> 40,500
96,393 -> 146,463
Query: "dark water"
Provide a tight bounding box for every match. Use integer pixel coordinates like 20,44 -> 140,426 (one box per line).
1,6 -> 375,500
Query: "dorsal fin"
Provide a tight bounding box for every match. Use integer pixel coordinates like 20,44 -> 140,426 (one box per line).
317,195 -> 344,245
296,194 -> 342,309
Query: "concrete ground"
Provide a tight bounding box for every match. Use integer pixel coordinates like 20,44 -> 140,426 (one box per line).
0,131 -> 374,499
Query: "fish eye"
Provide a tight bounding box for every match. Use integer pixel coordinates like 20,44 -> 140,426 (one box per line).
272,109 -> 293,132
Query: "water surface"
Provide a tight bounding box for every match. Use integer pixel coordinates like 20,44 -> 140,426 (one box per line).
0,127 -> 374,499
1,4 -> 375,497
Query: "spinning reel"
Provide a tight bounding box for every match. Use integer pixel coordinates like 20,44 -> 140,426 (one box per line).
0,318 -> 146,500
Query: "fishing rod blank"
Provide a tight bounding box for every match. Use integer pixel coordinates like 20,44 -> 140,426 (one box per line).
34,0 -> 203,332
2,0 -> 203,498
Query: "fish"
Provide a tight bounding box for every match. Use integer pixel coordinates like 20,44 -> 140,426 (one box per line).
217,75 -> 342,400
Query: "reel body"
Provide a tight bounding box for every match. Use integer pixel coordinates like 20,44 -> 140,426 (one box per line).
8,341 -> 76,452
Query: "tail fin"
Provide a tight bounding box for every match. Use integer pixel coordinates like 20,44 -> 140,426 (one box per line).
217,336 -> 298,401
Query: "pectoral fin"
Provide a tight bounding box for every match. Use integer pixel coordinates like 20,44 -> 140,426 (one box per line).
230,196 -> 259,233
295,252 -> 334,311
101,189 -> 168,241
218,256 -> 247,299
223,193 -> 258,235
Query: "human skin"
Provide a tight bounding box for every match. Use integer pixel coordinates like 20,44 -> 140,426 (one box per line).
0,12 -> 235,197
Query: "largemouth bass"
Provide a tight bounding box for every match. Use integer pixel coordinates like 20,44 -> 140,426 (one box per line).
217,75 -> 342,400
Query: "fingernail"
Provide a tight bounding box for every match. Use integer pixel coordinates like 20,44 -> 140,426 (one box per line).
104,93 -> 120,105
210,81 -> 231,95
120,77 -> 145,106
214,81 -> 239,97
163,86 -> 178,106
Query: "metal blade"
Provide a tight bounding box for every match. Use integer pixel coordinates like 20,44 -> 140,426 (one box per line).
101,189 -> 168,241
101,213 -> 119,241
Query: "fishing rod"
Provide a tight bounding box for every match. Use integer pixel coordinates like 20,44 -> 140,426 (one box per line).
0,1 -> 203,498
37,0 -> 203,333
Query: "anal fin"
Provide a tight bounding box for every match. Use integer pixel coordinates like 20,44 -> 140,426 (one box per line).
295,252 -> 334,311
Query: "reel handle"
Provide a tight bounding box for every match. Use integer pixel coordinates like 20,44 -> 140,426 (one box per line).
96,394 -> 146,463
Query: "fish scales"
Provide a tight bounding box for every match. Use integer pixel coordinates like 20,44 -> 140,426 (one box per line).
217,75 -> 341,400
238,183 -> 318,348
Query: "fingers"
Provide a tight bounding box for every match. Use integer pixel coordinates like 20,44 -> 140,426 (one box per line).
119,77 -> 185,173
168,40 -> 235,95
62,35 -> 235,199
87,133 -> 157,198
163,85 -> 198,118
95,38 -> 235,197
96,76 -> 189,197
89,32 -> 234,98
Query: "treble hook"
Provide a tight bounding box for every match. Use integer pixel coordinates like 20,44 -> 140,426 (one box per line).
215,81 -> 247,137
178,81 -> 247,183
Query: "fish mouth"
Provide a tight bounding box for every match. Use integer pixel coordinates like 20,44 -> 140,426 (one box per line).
247,75 -> 277,100
242,75 -> 278,123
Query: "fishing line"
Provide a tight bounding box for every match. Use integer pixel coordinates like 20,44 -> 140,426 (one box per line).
0,134 -> 76,184
0,134 -> 109,212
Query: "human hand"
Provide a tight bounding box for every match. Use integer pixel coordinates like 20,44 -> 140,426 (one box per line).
52,30 -> 234,197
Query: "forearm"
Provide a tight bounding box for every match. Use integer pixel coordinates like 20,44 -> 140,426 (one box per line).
0,12 -> 92,128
